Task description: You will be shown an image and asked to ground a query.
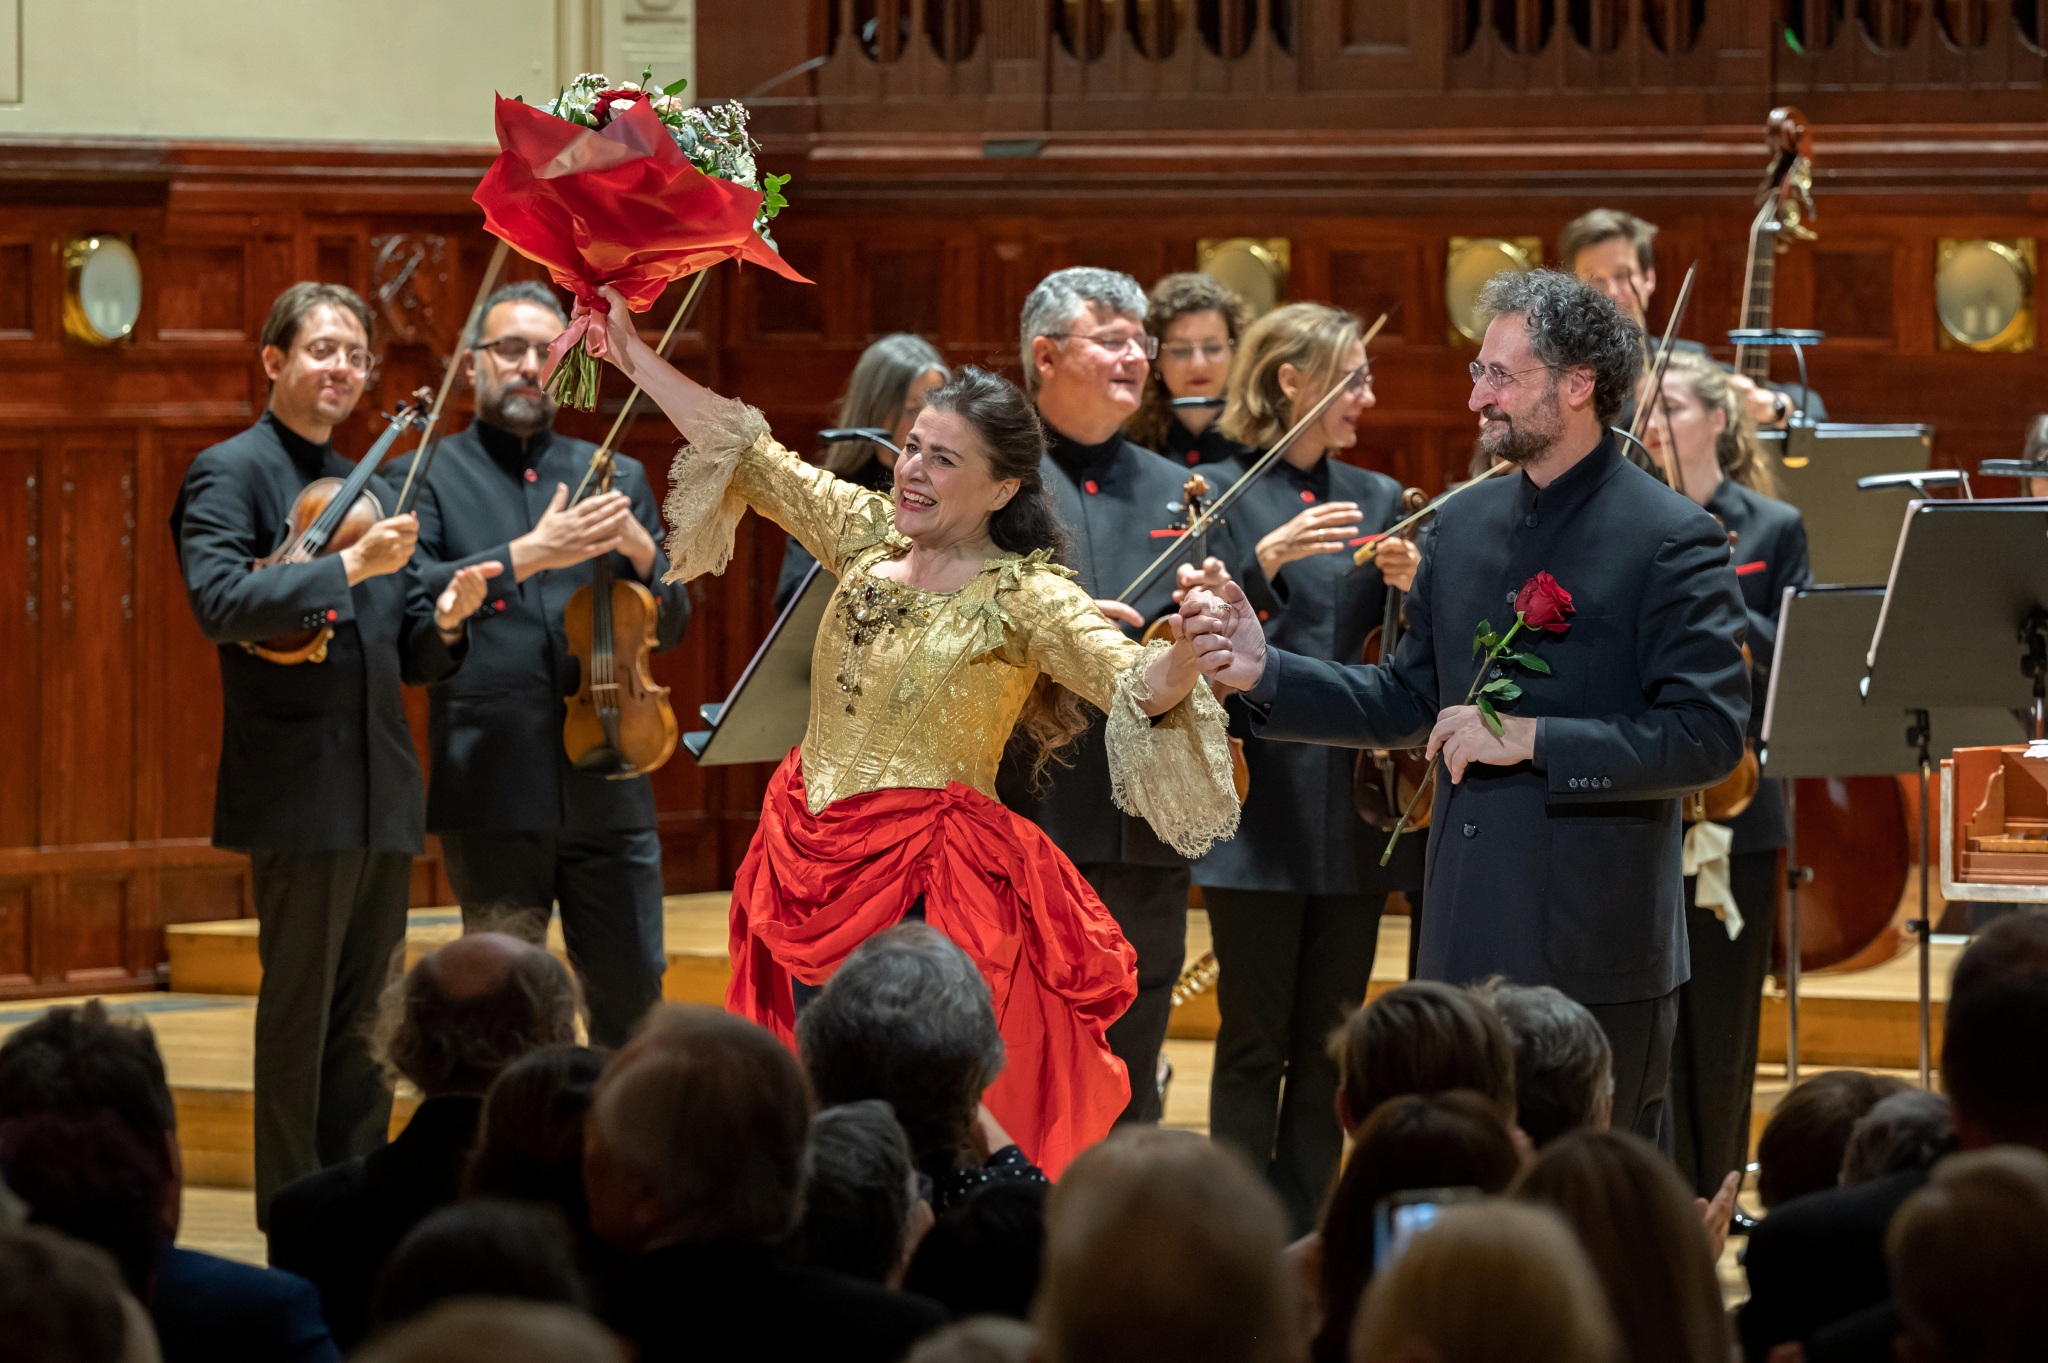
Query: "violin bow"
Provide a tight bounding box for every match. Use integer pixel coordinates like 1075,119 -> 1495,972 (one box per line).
569,269 -> 713,504
1627,261 -> 1698,497
394,238 -> 511,515
1349,457 -> 1515,566
1117,313 -> 1387,603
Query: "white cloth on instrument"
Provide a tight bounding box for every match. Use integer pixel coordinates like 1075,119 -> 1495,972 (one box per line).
1684,819 -> 1742,940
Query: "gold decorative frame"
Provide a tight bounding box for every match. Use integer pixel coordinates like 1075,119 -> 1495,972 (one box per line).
61,235 -> 143,346
1935,238 -> 2035,354
1198,238 -> 1291,317
1445,236 -> 1541,345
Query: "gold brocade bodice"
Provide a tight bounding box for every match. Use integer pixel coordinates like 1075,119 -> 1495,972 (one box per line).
658,396 -> 1240,858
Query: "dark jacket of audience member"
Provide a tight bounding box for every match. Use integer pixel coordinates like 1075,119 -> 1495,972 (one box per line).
903,1180 -> 1049,1321
1887,1146 -> 2048,1363
0,1224 -> 142,1363
1311,1091 -> 1521,1363
1036,1128 -> 1297,1363
584,1005 -> 946,1363
268,933 -> 578,1350
1755,1070 -> 1910,1210
0,1001 -> 336,1363
1513,1129 -> 1731,1363
803,1100 -> 922,1285
798,925 -> 1047,1212
1471,979 -> 1614,1146
1332,982 -> 1518,1135
368,1198 -> 588,1338
1742,913 -> 2048,1362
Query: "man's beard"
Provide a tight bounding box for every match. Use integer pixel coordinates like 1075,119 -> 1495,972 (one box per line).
481,382 -> 555,437
1478,384 -> 1563,467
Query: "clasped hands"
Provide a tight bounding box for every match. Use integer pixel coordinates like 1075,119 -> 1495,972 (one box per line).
1175,583 -> 1535,781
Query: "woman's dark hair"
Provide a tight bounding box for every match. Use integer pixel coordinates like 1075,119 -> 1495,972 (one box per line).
919,366 -> 1089,784
1331,981 -> 1518,1133
801,1099 -> 918,1283
1127,272 -> 1249,450
1512,1129 -> 1732,1363
1756,1069 -> 1910,1209
464,1045 -> 607,1222
1311,1090 -> 1520,1363
367,1199 -> 587,1337
0,1109 -> 167,1299
825,334 -> 949,475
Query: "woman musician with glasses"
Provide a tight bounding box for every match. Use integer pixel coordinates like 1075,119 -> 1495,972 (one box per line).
1125,273 -> 1259,470
1190,302 -> 1422,1235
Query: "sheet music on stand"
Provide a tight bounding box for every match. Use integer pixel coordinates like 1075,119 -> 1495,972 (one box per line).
682,562 -> 830,766
1762,423 -> 1932,585
1758,585 -> 2016,1084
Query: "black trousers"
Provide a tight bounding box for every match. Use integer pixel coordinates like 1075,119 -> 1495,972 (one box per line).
1075,861 -> 1189,1125
1586,985 -> 1681,1151
1671,848 -> 1780,1196
440,827 -> 667,1049
1204,887 -> 1382,1235
248,848 -> 413,1225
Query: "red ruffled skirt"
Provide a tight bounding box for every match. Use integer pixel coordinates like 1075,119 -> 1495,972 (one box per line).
728,750 -> 1138,1176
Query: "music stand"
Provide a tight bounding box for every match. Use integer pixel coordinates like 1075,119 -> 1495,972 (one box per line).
682,561 -> 830,765
1761,586 -> 2019,1083
1861,499 -> 2048,1084
1760,423 -> 1935,585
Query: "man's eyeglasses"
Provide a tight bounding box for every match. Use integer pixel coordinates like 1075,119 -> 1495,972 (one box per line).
300,338 -> 378,376
1468,361 -> 1555,392
474,337 -> 553,366
1160,341 -> 1232,363
1047,330 -> 1158,360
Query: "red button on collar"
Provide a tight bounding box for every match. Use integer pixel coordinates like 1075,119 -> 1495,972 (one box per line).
494,599 -> 508,612
1084,479 -> 1099,495
524,468 -> 538,483
325,609 -> 338,622
1300,490 -> 1316,504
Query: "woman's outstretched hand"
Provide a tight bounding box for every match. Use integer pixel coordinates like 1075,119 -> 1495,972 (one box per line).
584,284 -> 651,383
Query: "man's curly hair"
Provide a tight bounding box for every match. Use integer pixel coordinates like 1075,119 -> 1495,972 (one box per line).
1476,269 -> 1644,428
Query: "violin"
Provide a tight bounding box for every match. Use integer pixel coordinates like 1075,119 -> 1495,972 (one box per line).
562,454 -> 679,779
243,389 -> 433,666
1354,487 -> 1434,831
1140,471 -> 1251,800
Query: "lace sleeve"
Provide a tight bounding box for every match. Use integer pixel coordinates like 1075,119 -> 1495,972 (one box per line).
660,393 -> 901,584
1009,568 -> 1241,859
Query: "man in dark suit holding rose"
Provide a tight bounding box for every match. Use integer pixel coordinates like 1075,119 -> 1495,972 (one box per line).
1181,269 -> 1750,1142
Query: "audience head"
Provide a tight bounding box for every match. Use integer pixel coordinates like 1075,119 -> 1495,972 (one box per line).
1312,1091 -> 1522,1363
1352,1201 -> 1618,1363
1472,269 -> 1642,458
1889,1146 -> 2048,1363
584,1005 -> 810,1255
352,1299 -> 621,1363
368,1199 -> 587,1338
1470,979 -> 1613,1147
1333,981 -> 1517,1135
905,1317 -> 1035,1363
1130,272 -> 1247,448
799,923 -> 1005,1171
1840,1089 -> 1955,1186
802,1099 -> 924,1285
1511,1129 -> 1729,1363
373,932 -> 579,1100
0,1225 -> 142,1363
0,1109 -> 166,1298
825,333 -> 949,474
1754,1069 -> 1911,1209
1559,208 -> 1659,326
1942,909 -> 2048,1150
1036,1128 -> 1296,1363
465,1045 -> 606,1221
1021,267 -> 1150,438
903,1180 -> 1049,1321
0,1001 -> 178,1186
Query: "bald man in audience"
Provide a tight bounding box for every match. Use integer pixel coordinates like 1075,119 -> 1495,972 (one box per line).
267,932 -> 578,1351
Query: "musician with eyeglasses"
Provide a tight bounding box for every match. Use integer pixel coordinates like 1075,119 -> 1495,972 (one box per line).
401,281 -> 690,1049
997,266 -> 1245,1125
1125,273 -> 1259,470
171,282 -> 498,1222
1181,270 -> 1749,1148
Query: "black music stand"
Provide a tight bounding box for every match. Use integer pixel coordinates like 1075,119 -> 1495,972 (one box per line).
1861,499 -> 2048,1084
682,562 -> 830,766
1761,423 -> 1935,585
1760,586 -> 2018,1084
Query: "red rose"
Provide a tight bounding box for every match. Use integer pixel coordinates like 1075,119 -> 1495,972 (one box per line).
1515,571 -> 1574,633
590,87 -> 649,128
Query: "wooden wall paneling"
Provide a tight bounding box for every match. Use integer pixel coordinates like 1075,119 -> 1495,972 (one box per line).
52,873 -> 132,989
0,881 -> 31,990
156,241 -> 249,341
152,430 -> 240,846
0,438 -> 40,851
0,236 -> 33,339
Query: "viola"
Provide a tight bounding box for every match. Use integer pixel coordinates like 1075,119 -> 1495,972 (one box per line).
243,390 -> 432,665
1354,487 -> 1434,831
562,456 -> 679,779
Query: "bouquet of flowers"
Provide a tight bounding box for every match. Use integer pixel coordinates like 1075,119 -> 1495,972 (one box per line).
474,70 -> 808,409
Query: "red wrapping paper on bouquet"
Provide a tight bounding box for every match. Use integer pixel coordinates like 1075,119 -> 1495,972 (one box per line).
472,94 -> 810,407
